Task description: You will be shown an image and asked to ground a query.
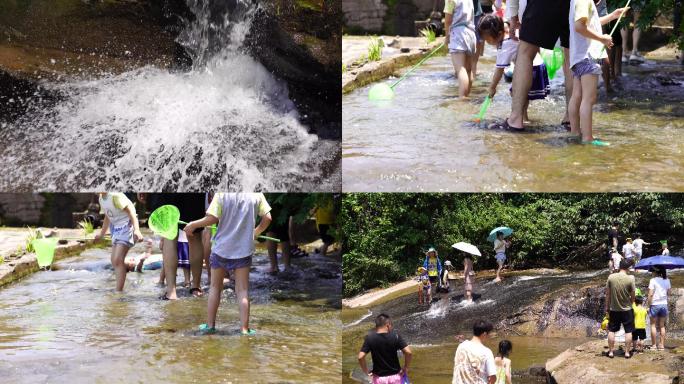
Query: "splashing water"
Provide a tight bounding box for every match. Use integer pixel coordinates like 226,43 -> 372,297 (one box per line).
0,0 -> 336,191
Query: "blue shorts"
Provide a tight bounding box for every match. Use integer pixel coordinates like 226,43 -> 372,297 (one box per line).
209,253 -> 252,271
649,304 -> 668,318
571,58 -> 603,78
110,224 -> 134,248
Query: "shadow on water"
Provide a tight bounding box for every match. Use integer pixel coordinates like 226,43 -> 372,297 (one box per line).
342,46 -> 684,192
0,243 -> 341,383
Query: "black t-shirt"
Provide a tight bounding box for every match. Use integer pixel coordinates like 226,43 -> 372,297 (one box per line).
360,330 -> 407,377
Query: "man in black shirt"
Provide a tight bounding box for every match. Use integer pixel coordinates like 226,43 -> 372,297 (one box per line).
358,314 -> 412,383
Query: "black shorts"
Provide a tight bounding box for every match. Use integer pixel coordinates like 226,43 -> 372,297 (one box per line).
520,0 -> 570,49
428,276 -> 438,285
633,328 -> 647,340
318,224 -> 334,244
608,309 -> 635,333
267,221 -> 291,242
605,21 -> 622,47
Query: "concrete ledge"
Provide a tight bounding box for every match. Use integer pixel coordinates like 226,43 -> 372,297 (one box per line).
342,37 -> 445,94
0,239 -> 100,288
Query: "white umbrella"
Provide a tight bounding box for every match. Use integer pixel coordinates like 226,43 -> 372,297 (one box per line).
451,242 -> 481,257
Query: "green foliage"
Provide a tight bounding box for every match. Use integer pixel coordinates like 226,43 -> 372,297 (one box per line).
24,227 -> 41,253
420,27 -> 436,44
342,63 -> 347,73
342,194 -> 684,297
367,36 -> 383,62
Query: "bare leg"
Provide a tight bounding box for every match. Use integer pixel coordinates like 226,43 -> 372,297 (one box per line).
562,47 -> 573,124
162,237 -> 179,300
568,76 -> 582,136
266,233 -> 279,273
183,268 -> 190,286
601,57 -> 612,92
659,317 -> 666,349
471,40 -> 484,81
621,27 -> 629,55
450,52 -> 472,97
189,234 -> 204,294
282,242 -> 292,271
624,332 -> 632,357
523,99 -> 530,122
111,244 -> 129,292
202,228 -> 211,284
632,12 -> 641,54
207,267 -> 225,328
158,263 -> 165,285
650,316 -> 657,347
608,331 -> 615,355
579,75 -> 599,142
509,41 -> 538,128
234,266 -> 251,332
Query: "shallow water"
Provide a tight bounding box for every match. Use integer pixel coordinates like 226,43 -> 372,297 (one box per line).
343,47 -> 684,192
0,0 -> 338,191
0,245 -> 341,383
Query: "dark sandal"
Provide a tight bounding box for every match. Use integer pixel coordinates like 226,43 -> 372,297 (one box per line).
491,119 -> 526,133
160,294 -> 170,301
189,287 -> 204,297
561,121 -> 571,131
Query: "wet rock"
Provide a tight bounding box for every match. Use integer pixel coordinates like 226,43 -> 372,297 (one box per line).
546,340 -> 683,384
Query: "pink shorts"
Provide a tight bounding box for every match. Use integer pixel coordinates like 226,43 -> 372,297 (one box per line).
372,373 -> 403,384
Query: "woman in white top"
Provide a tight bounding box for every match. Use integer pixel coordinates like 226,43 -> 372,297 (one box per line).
494,232 -> 510,282
648,266 -> 672,350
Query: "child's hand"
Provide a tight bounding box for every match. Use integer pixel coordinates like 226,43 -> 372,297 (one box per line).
133,230 -> 144,243
600,34 -> 613,48
94,232 -> 106,241
612,7 -> 629,20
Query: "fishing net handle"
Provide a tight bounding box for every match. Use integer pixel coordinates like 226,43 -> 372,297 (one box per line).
390,41 -> 446,89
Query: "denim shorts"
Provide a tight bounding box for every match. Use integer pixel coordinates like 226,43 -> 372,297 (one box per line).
571,58 -> 603,78
649,304 -> 668,318
110,224 -> 134,248
495,252 -> 506,264
209,253 -> 252,271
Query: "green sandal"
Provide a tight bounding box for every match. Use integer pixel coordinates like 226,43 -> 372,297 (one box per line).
241,328 -> 256,336
581,139 -> 610,147
198,324 -> 216,335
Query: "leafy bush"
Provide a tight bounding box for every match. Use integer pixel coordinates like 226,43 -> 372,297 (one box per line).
367,37 -> 383,62
79,219 -> 94,235
342,193 -> 684,297
420,27 -> 436,44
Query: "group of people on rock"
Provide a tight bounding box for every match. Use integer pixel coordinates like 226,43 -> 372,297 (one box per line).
607,220 -> 670,272
93,192 -> 336,336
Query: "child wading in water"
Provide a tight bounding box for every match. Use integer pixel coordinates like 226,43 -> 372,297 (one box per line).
417,267 -> 432,305
96,193 -> 143,292
184,193 -> 272,335
444,0 -> 477,97
568,0 -> 628,145
495,340 -> 513,384
478,14 -> 550,122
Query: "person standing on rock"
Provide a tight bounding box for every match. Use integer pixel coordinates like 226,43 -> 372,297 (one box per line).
452,320 -> 497,384
605,259 -> 636,359
607,221 -> 620,268
647,266 -> 671,351
358,314 -> 413,384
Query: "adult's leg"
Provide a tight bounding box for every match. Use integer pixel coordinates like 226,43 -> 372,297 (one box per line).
621,27 -> 630,56
281,242 -> 292,271
471,40 -> 485,80
111,244 -> 129,292
607,331 -> 615,355
202,228 -> 211,284
601,57 -> 612,92
207,267 -> 225,328
624,332 -> 633,357
509,41 -> 539,128
234,266 -> 251,332
162,237 -> 179,300
659,317 -> 667,348
579,75 -> 599,142
188,234 -> 204,294
650,316 -> 657,347
568,76 -> 582,135
632,12 -> 641,54
266,233 -> 279,273
450,52 -> 471,98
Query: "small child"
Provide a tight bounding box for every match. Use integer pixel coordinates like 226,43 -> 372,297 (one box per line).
183,193 -> 272,335
568,0 -> 628,145
610,247 -> 622,272
633,295 -> 648,352
95,193 -> 143,292
417,267 -> 432,305
632,233 -> 650,264
662,242 -> 670,256
444,0 -> 477,97
495,340 -> 512,384
622,237 -> 635,264
477,14 -> 549,122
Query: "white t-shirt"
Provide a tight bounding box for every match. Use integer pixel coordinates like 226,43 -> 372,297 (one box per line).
633,239 -> 645,254
569,0 -> 607,68
663,248 -> 670,256
649,277 -> 671,306
622,243 -> 635,259
452,340 -> 497,384
207,193 -> 271,260
99,193 -> 134,229
611,252 -> 622,269
496,39 -> 518,68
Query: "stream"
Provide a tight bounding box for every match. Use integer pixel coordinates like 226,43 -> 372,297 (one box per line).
342,46 -> 684,192
0,244 -> 342,383
0,0 -> 338,191
342,269 -> 682,384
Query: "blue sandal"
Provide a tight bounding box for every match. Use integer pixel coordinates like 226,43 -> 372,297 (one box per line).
241,328 -> 256,336
198,324 -> 216,335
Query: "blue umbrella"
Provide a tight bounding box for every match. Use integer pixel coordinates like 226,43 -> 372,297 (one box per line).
635,255 -> 684,270
487,226 -> 513,242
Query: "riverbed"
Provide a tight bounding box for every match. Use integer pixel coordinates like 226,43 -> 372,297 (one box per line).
0,244 -> 342,383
